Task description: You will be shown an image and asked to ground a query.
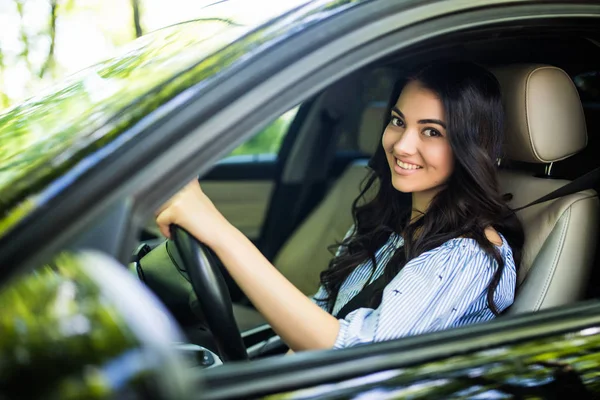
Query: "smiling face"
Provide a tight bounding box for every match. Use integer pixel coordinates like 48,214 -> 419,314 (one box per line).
382,80 -> 454,203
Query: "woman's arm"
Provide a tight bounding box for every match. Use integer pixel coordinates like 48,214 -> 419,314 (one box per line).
210,222 -> 340,351
156,181 -> 340,351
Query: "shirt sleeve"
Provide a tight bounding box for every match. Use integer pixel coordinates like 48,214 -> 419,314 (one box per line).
333,244 -> 515,348
311,225 -> 356,312
311,284 -> 330,311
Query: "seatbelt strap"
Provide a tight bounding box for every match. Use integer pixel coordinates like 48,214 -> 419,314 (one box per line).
513,166 -> 600,212
335,273 -> 387,319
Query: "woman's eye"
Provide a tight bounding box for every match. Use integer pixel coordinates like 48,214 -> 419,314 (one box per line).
423,128 -> 442,137
390,117 -> 404,127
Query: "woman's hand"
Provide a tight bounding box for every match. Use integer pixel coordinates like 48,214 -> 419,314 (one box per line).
155,180 -> 232,248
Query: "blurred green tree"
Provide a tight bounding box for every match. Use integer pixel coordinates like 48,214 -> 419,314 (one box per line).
0,0 -> 142,109
229,108 -> 298,158
131,0 -> 144,38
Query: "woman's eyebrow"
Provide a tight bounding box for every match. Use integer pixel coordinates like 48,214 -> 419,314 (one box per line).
419,118 -> 446,129
391,106 -> 404,118
392,107 -> 446,129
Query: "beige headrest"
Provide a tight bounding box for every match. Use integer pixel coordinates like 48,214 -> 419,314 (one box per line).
492,64 -> 587,163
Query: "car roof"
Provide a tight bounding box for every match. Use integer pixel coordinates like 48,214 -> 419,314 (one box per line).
0,0 -> 368,240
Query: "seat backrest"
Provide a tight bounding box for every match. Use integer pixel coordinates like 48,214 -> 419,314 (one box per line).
492,64 -> 599,314
274,160 -> 371,294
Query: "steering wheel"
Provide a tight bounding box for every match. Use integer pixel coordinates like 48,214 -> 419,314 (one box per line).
170,225 -> 248,362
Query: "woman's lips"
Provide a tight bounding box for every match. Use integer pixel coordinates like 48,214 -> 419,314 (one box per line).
393,158 -> 422,175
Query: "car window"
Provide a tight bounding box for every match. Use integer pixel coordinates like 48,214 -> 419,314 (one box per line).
221,107 -> 299,162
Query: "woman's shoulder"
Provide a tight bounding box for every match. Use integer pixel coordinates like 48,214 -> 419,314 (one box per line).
412,228 -> 510,260
484,227 -> 503,246
415,236 -> 515,281
395,228 -> 513,267
441,227 -> 506,250
433,229 -> 515,266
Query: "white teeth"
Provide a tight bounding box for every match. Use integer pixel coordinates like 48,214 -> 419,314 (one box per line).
396,159 -> 421,170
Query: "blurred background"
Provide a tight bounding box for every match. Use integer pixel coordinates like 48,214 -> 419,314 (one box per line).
0,0 -> 226,110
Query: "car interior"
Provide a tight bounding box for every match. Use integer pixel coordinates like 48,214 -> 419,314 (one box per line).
134,26 -> 600,365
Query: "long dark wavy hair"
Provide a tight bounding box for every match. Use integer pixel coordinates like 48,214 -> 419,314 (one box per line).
318,61 -> 524,315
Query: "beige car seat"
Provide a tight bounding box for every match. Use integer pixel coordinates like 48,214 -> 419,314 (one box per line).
492,64 -> 598,314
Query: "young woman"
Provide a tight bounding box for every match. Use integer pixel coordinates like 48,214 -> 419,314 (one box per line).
156,61 -> 524,351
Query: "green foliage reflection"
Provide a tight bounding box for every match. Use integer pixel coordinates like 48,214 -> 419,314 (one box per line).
0,252 -> 145,399
271,325 -> 600,399
0,19 -> 246,236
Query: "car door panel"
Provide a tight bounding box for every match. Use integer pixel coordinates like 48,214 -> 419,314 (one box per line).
200,155 -> 279,240
202,302 -> 600,399
201,180 -> 274,239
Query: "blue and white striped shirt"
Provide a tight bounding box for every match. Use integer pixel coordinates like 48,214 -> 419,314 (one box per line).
313,230 -> 516,348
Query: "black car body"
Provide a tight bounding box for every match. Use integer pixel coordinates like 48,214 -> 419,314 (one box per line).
2,0 -> 600,398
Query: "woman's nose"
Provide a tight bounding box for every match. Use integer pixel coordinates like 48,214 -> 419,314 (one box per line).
393,128 -> 419,155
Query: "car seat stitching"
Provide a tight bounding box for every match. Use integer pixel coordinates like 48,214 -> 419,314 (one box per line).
535,206 -> 570,311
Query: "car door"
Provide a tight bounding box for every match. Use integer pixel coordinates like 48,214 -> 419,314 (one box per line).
200,301 -> 600,399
